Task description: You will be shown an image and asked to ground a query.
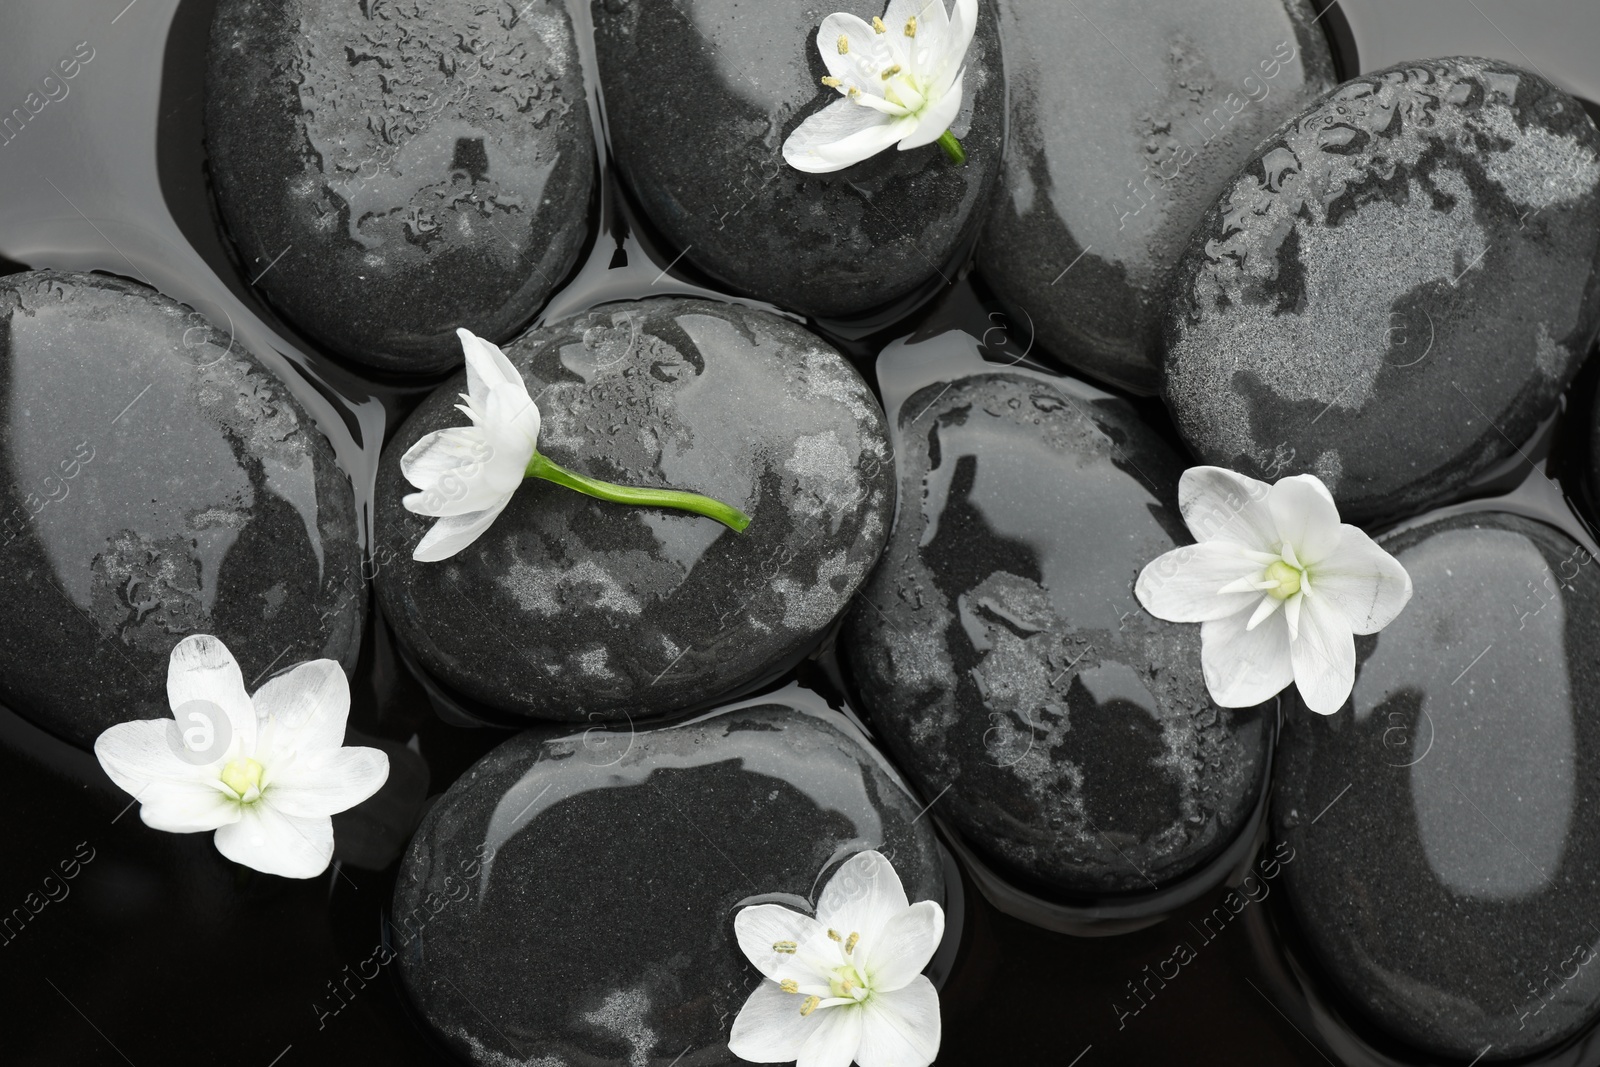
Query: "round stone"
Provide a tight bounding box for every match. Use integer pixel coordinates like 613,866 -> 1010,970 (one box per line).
1164,57 -> 1600,521
392,695 -> 946,1067
0,271 -> 363,749
977,0 -> 1335,394
374,297 -> 893,722
205,0 -> 596,372
592,0 -> 1005,319
841,368 -> 1273,897
1276,510 -> 1600,1059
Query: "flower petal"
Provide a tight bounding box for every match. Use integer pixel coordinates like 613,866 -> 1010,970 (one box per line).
820,13 -> 900,93
735,903 -> 829,983
167,634 -> 255,756
411,497 -> 513,562
1291,595 -> 1357,714
95,718 -> 217,793
400,428 -> 514,518
1177,466 -> 1276,551
728,981 -> 825,1064
894,0 -> 949,78
266,747 -> 389,818
818,851 -> 910,951
856,975 -> 941,1067
1267,475 -> 1342,565
944,0 -> 978,70
251,659 -> 351,759
1200,607 -> 1295,708
863,900 -> 943,992
898,68 -> 964,150
483,384 -> 542,464
784,100 -> 915,174
1310,525 -> 1413,634
213,804 -> 333,879
458,328 -> 524,404
1136,543 -> 1271,623
798,1003 -> 864,1067
137,780 -> 242,833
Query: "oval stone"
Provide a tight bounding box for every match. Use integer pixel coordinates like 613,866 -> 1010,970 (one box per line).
205,0 -> 596,373
392,694 -> 946,1067
592,0 -> 1004,319
374,297 -> 893,722
0,271 -> 363,749
1275,511 -> 1600,1059
842,367 -> 1272,897
1164,57 -> 1600,521
977,0 -> 1335,394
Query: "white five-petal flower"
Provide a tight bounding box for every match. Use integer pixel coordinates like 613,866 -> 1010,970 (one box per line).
784,0 -> 977,174
94,635 -> 389,879
1135,467 -> 1413,715
401,328 -> 541,562
730,850 -> 944,1067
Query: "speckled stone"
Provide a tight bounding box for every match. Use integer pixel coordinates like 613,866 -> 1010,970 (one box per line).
1276,511 -> 1600,1060
205,0 -> 595,373
592,0 -> 1004,319
393,695 -> 945,1067
1164,58 -> 1600,521
977,0 -> 1334,395
374,297 -> 893,722
841,370 -> 1272,897
0,272 -> 363,749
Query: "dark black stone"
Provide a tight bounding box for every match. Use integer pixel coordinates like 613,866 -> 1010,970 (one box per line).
1164,58 -> 1600,521
592,0 -> 1004,319
375,297 -> 893,722
205,0 -> 595,373
841,369 -> 1272,897
977,0 -> 1334,394
0,271 -> 363,749
392,695 -> 945,1067
1275,511 -> 1600,1060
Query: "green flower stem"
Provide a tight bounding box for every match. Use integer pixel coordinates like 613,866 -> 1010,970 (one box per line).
525,451 -> 751,533
936,130 -> 966,166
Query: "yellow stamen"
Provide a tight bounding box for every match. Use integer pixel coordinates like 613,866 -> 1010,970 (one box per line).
848,87 -> 861,99
800,995 -> 821,1016
872,16 -> 887,33
773,940 -> 798,954
845,932 -> 859,955
821,76 -> 842,88
220,757 -> 264,796
881,64 -> 901,79
837,34 -> 850,54
905,16 -> 917,36
828,929 -> 843,942
780,979 -> 799,994
841,978 -> 857,992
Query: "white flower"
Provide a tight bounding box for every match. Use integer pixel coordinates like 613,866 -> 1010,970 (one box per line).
1135,467 -> 1413,715
729,850 -> 944,1067
93,635 -> 389,879
401,328 -> 541,562
783,0 -> 977,174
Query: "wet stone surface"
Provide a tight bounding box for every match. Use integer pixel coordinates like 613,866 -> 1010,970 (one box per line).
393,696 -> 945,1067
375,297 -> 893,723
977,0 -> 1334,395
842,370 -> 1272,897
0,271 -> 363,749
1276,511 -> 1600,1060
206,0 -> 595,373
592,0 -> 1005,319
1164,57 -> 1600,521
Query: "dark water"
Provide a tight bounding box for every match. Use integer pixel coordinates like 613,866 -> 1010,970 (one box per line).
0,0 -> 1598,1065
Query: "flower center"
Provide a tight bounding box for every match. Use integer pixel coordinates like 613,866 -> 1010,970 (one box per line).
828,963 -> 869,1000
1264,559 -> 1303,600
220,757 -> 264,798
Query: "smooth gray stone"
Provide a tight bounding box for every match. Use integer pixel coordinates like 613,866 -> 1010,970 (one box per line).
842,370 -> 1272,897
0,271 -> 363,749
592,0 -> 1005,319
977,0 -> 1335,394
374,297 -> 893,722
205,0 -> 595,373
393,697 -> 945,1067
1275,511 -> 1600,1060
1164,57 -> 1600,521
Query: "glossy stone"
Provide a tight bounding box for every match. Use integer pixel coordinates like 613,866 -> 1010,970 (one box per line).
1164,58 -> 1600,521
592,0 -> 1004,319
205,0 -> 595,373
842,368 -> 1272,897
393,694 -> 945,1067
0,271 -> 363,749
1276,511 -> 1600,1059
374,297 -> 893,722
977,0 -> 1334,394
